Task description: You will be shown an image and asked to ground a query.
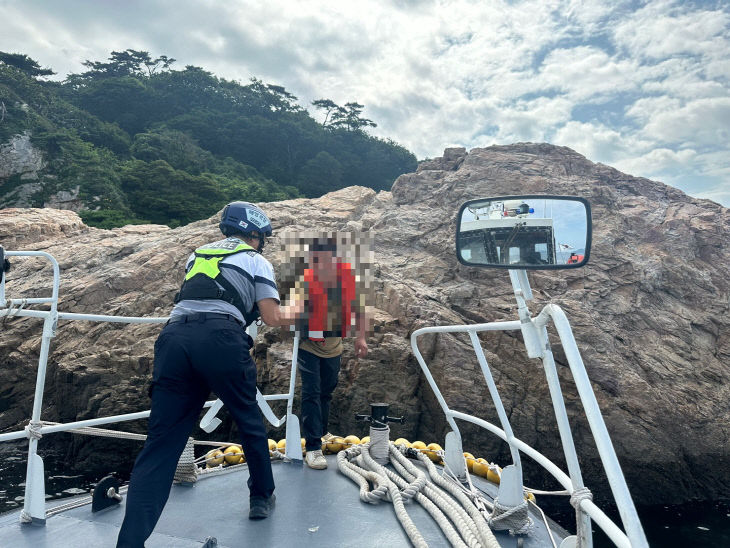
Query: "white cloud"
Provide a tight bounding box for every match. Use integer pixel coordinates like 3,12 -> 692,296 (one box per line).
614,148 -> 698,179
695,184 -> 730,205
639,97 -> 730,148
535,46 -> 641,101
614,2 -> 730,60
553,121 -> 641,164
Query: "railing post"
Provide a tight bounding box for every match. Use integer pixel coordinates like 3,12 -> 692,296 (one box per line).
15,252 -> 60,525
0,245 -> 6,304
545,304 -> 648,548
284,336 -> 302,461
537,324 -> 593,547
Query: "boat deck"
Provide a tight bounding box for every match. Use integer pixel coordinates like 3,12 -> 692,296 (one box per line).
0,455 -> 568,547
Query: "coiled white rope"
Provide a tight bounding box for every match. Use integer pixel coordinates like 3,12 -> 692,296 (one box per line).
388,447 -> 495,548
338,446 -> 427,547
369,426 -> 390,465
489,498 -> 531,535
337,430 -> 501,548
173,438 -> 198,483
410,450 -> 499,548
569,486 -> 593,509
24,420 -> 43,440
377,447 -> 474,548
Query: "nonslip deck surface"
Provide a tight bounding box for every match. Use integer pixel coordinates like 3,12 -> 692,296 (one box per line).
0,456 -> 568,547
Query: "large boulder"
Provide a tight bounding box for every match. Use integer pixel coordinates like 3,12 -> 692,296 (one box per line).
0,143 -> 727,506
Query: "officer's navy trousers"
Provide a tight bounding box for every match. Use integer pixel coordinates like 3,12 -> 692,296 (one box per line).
117,316 -> 274,547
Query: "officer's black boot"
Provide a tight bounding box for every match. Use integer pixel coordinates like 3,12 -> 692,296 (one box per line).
248,494 -> 276,520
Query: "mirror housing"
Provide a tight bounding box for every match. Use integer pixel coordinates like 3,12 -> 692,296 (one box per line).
456,195 -> 592,270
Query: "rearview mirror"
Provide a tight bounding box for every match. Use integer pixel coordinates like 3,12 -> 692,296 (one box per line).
456,196 -> 592,269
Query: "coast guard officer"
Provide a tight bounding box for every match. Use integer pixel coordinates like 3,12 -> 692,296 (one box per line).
117,202 -> 299,547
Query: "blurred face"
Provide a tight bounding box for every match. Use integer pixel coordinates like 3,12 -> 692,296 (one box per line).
311,250 -> 337,280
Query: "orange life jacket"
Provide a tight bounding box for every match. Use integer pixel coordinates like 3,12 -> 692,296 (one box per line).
303,262 -> 356,341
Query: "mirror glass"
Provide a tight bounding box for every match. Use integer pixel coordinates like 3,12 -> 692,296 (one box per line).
457,196 -> 590,269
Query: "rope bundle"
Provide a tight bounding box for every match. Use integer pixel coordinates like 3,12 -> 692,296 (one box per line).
337,428 -> 501,548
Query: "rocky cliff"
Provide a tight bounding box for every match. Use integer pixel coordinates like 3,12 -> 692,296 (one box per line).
1,143 -> 728,506
0,133 -> 83,211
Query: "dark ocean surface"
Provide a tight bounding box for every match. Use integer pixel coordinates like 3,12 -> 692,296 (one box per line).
1,442 -> 728,546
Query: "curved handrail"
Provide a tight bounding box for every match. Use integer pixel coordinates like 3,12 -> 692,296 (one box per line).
410,312 -> 648,548
448,410 -> 631,548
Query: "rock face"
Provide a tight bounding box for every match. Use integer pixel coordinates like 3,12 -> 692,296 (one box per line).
0,133 -> 44,181
1,143 -> 728,507
0,134 -> 84,211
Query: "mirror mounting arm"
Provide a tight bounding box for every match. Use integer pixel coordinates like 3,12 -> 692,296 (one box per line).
509,270 -> 543,360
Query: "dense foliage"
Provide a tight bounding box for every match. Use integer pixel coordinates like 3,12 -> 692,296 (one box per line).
0,49 -> 417,228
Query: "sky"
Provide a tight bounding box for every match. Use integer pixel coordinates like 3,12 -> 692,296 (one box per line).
1,0 -> 729,206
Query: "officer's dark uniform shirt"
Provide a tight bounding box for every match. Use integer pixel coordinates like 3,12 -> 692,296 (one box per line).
169,237 -> 279,323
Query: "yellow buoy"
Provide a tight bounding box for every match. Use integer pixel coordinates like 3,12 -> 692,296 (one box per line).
224,445 -> 244,465
411,441 -> 427,451
361,436 -> 370,444
268,439 -> 277,453
301,438 -> 307,455
324,436 -> 345,453
343,435 -> 361,447
323,438 -> 334,453
463,452 -> 475,472
393,438 -> 411,448
425,443 -> 442,463
331,436 -> 346,453
277,439 -> 286,453
525,492 -> 536,503
473,458 -> 489,478
206,449 -> 224,468
487,464 -> 502,484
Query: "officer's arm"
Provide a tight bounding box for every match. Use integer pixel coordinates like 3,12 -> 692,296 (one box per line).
258,297 -> 301,327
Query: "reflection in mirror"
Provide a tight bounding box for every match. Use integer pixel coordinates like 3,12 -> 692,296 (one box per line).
457,197 -> 590,269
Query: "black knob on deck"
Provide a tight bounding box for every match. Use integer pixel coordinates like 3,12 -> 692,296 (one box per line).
355,402 -> 405,428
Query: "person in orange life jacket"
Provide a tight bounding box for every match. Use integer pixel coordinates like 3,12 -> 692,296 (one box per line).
117,202 -> 303,548
294,236 -> 368,470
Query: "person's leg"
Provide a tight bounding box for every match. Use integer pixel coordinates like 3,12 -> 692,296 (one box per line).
319,354 -> 342,435
193,320 -> 274,500
117,325 -> 209,548
297,348 -> 324,451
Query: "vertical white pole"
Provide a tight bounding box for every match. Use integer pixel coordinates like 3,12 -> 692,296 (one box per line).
0,246 -> 6,304
284,336 -> 303,460
538,326 -> 592,547
545,305 -> 647,548
22,253 -> 60,524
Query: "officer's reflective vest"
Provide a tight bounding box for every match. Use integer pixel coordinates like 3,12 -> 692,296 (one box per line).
303,262 -> 356,341
174,239 -> 260,326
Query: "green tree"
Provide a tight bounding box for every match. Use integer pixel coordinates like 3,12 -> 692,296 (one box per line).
79,209 -> 149,229
30,128 -> 128,209
311,99 -> 341,127
76,77 -> 155,135
76,49 -> 175,80
298,151 -> 344,197
120,160 -> 227,226
131,129 -> 214,174
330,102 -> 377,131
0,52 -> 55,77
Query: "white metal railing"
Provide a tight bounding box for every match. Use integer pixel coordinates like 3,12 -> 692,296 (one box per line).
0,249 -> 302,524
410,269 -> 648,548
